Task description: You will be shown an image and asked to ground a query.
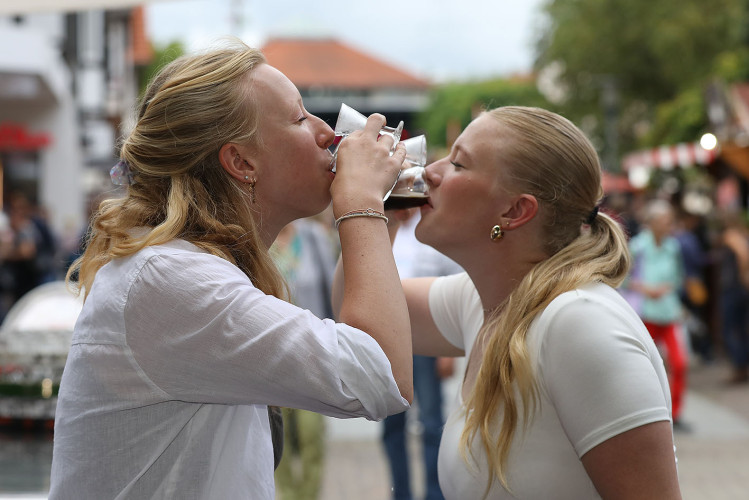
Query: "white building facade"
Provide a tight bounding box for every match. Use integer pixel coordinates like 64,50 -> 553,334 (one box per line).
0,8 -> 142,249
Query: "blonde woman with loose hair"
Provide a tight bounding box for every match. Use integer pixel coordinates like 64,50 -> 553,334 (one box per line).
50,39 -> 414,499
389,107 -> 681,499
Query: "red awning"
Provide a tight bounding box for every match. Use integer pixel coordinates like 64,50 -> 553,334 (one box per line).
0,123 -> 51,151
622,142 -> 718,171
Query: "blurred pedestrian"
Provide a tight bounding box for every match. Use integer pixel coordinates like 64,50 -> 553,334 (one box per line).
0,211 -> 14,321
30,203 -> 59,284
628,199 -> 689,430
601,191 -> 641,239
2,193 -> 41,302
674,207 -> 711,361
63,191 -> 107,277
717,210 -> 749,384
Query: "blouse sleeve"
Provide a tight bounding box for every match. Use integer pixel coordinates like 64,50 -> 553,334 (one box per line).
123,249 -> 409,421
535,290 -> 671,457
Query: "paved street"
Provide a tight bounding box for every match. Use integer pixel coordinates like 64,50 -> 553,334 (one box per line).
1,360 -> 747,499
319,359 -> 749,500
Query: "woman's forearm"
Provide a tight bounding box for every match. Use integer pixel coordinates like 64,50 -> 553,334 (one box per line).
336,216 -> 413,403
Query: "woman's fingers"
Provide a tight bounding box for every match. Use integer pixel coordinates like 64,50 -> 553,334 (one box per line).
362,113 -> 387,136
391,142 -> 407,166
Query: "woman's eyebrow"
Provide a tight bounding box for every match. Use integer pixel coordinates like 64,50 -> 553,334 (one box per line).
453,144 -> 473,161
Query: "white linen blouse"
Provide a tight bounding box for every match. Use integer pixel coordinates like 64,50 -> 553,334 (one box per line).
49,239 -> 408,499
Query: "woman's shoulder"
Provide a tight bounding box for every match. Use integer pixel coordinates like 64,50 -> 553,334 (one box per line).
551,281 -> 626,305
536,283 -> 642,336
117,239 -> 249,291
531,283 -> 660,389
144,238 -> 230,263
532,282 -> 650,351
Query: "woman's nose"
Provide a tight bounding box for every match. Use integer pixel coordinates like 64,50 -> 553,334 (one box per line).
315,116 -> 335,149
424,159 -> 443,188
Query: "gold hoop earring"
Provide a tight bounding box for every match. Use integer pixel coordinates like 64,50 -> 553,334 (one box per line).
490,224 -> 503,241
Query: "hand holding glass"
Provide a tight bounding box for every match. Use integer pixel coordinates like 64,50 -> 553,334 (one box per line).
329,103 -> 429,207
329,103 -> 404,170
329,103 -> 404,199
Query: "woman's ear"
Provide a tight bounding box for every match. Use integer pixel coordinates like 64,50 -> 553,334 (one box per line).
501,194 -> 539,230
219,143 -> 256,182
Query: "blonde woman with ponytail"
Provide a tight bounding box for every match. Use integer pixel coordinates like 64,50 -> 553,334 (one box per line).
50,39 -> 413,499
396,107 -> 681,499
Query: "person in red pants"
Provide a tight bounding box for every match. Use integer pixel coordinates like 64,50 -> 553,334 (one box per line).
640,322 -> 688,425
628,199 -> 689,430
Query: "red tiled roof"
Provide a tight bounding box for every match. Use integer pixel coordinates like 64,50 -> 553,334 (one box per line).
129,6 -> 153,66
261,38 -> 429,90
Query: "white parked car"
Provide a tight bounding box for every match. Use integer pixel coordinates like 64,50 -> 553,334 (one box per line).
0,281 -> 83,422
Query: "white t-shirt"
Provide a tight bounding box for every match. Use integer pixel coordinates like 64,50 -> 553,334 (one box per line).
430,273 -> 673,499
50,239 -> 408,500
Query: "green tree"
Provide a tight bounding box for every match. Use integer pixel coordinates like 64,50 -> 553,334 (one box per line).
535,0 -> 748,159
138,41 -> 185,95
644,87 -> 706,147
416,77 -> 551,149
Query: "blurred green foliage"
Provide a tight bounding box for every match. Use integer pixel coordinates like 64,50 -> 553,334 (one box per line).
416,78 -> 551,148
415,0 -> 749,167
534,0 -> 749,155
713,46 -> 749,83
138,41 -> 185,96
643,87 -> 706,148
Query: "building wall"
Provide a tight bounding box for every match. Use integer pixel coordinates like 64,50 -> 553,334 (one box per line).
0,22 -> 84,244
0,9 -> 139,249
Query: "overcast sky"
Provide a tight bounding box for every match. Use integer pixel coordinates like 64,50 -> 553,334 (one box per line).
146,0 -> 547,82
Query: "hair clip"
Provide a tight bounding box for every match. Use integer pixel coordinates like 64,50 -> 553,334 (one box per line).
110,159 -> 135,186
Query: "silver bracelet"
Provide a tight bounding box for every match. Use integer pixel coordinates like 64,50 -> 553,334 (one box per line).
334,208 -> 389,229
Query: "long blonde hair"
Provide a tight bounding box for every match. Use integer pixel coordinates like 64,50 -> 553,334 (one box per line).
460,106 -> 631,493
68,39 -> 286,299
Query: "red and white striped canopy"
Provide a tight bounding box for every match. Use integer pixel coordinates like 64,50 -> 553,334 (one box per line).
622,142 -> 718,171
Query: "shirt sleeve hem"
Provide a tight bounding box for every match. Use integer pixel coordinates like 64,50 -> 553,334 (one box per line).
575,407 -> 672,457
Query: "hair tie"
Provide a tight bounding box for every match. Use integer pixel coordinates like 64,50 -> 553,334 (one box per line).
110,159 -> 135,186
585,206 -> 599,224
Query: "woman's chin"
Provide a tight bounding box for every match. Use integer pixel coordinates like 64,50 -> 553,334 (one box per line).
414,222 -> 433,247
307,197 -> 333,219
